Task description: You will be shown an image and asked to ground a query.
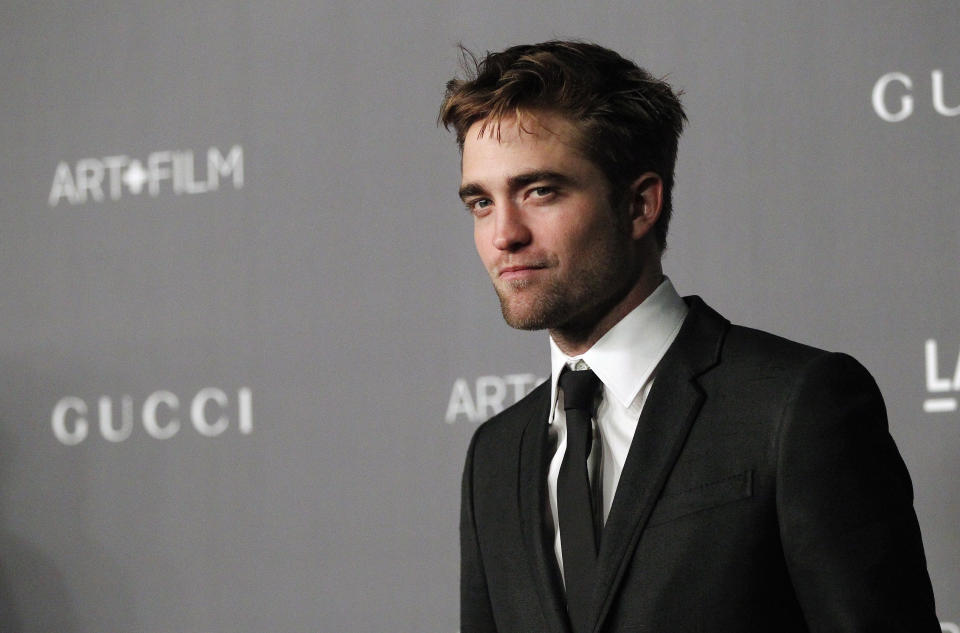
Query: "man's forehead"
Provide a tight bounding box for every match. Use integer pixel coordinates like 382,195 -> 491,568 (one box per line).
461,114 -> 591,180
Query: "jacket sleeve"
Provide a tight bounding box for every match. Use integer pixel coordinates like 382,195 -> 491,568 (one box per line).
776,352 -> 941,631
461,429 -> 498,633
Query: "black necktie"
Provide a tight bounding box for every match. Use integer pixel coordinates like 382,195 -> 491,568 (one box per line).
558,367 -> 602,633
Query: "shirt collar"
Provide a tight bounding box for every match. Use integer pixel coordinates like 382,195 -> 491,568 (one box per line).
548,277 -> 688,424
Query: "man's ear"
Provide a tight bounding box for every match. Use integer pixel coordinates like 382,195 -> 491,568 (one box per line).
627,172 -> 663,241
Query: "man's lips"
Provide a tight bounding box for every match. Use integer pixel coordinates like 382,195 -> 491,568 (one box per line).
497,264 -> 546,281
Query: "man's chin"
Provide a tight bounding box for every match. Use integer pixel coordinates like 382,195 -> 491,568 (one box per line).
497,296 -> 556,331
501,313 -> 546,330
493,279 -> 568,330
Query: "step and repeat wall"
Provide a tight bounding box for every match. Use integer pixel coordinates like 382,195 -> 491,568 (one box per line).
0,2 -> 957,632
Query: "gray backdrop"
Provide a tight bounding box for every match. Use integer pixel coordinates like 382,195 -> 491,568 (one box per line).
1,2 -> 957,631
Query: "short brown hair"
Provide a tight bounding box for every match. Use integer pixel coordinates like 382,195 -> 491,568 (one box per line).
439,40 -> 686,250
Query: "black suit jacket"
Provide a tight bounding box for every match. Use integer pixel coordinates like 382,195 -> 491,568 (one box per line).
461,297 -> 939,632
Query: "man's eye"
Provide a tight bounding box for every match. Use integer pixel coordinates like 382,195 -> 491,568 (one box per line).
467,199 -> 492,215
531,186 -> 554,198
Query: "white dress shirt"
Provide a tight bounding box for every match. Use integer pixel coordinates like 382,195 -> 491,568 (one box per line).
546,277 -> 688,576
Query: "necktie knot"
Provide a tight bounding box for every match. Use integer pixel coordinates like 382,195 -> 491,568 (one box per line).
559,368 -> 601,414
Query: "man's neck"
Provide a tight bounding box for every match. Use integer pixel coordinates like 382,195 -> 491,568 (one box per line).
549,267 -> 664,356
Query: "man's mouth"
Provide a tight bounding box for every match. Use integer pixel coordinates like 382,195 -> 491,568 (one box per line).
497,264 -> 546,281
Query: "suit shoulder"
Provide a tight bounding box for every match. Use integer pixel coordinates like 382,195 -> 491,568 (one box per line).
467,379 -> 550,455
684,296 -> 838,377
716,323 -> 877,391
725,323 -> 823,362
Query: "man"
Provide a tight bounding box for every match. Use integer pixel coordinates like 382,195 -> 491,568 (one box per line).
439,41 -> 940,632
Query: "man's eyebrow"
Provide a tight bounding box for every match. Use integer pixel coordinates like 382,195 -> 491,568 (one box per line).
458,183 -> 486,202
508,170 -> 575,190
458,171 -> 575,201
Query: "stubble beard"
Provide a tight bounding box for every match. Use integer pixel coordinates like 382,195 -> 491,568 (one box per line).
494,276 -> 567,331
493,232 -> 634,334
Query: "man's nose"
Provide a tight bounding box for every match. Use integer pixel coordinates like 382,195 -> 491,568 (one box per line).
492,204 -> 532,251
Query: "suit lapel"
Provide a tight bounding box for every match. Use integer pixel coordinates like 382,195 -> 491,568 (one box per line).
589,297 -> 728,632
518,383 -> 571,633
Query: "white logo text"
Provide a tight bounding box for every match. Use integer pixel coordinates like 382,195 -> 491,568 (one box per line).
49,144 -> 243,206
924,340 -> 959,413
873,71 -> 959,122
446,374 -> 546,424
52,387 -> 253,445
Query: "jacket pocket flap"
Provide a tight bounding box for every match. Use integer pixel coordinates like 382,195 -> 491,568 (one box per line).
648,470 -> 753,527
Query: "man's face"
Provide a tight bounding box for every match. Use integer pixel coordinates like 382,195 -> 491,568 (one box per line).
459,112 -> 637,332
